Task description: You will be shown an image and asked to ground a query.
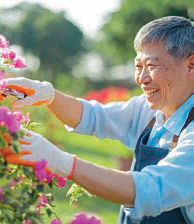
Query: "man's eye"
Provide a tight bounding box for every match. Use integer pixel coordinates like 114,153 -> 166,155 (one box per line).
135,65 -> 142,69
148,64 -> 156,69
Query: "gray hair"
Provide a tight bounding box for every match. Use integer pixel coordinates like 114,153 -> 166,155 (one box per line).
134,16 -> 194,58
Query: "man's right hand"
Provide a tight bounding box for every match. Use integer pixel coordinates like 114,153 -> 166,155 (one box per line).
5,77 -> 55,109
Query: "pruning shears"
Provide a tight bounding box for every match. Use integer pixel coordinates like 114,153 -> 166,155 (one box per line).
1,88 -> 27,99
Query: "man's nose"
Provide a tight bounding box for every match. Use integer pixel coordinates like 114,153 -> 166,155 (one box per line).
138,69 -> 151,85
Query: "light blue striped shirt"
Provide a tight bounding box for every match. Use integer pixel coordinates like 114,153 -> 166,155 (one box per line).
66,94 -> 194,223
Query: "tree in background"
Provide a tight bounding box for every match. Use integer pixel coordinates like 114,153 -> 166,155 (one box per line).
0,3 -> 86,82
96,0 -> 193,65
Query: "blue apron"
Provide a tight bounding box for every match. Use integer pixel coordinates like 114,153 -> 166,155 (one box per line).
117,107 -> 194,224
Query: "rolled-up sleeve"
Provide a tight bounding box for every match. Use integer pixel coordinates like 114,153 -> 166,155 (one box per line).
129,122 -> 194,221
65,95 -> 155,148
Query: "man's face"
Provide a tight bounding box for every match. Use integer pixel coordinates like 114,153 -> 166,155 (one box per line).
134,42 -> 191,119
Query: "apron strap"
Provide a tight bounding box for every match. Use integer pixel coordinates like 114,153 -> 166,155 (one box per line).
171,107 -> 194,149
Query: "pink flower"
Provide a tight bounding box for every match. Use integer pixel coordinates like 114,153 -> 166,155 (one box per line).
11,110 -> 24,123
2,49 -> 16,60
0,186 -> 4,201
70,213 -> 102,224
0,70 -> 5,80
35,159 -> 52,184
50,218 -> 63,224
36,204 -> 42,214
57,177 -> 66,188
36,195 -> 48,215
0,186 -> 4,195
0,107 -> 22,133
39,196 -> 48,205
11,58 -> 27,69
0,106 -> 9,123
10,180 -> 17,190
6,112 -> 21,133
0,79 -> 7,91
35,160 -> 48,184
24,220 -> 31,224
51,174 -> 66,188
11,111 -> 30,125
9,51 -> 16,59
0,35 -> 9,48
23,112 -> 30,124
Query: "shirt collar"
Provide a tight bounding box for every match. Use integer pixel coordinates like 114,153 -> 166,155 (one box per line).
155,95 -> 194,136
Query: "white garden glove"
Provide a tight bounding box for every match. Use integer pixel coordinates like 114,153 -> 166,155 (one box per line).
5,77 -> 55,109
20,129 -> 75,178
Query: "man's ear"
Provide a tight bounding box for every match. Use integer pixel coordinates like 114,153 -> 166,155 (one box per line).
187,55 -> 194,79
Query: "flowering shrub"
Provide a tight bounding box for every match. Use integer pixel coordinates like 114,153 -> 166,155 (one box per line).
0,35 -> 101,224
83,87 -> 129,104
70,213 -> 101,224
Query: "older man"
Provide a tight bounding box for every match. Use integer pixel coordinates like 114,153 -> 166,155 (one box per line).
3,16 -> 194,223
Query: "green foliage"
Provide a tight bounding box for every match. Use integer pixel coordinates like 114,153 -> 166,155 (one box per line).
96,0 -> 194,65
23,121 -> 41,132
0,163 -> 43,223
67,183 -> 93,205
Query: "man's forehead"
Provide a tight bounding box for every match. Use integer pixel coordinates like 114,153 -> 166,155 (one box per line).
135,53 -> 160,62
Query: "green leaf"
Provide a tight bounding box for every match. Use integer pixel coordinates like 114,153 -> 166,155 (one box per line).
37,184 -> 44,193
46,208 -> 52,217
48,182 -> 53,189
0,137 -> 7,148
27,122 -> 41,131
11,140 -> 20,154
66,183 -> 93,205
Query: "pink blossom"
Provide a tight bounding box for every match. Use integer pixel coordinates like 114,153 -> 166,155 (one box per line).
10,111 -> 30,125
57,177 -> 66,188
11,58 -> 27,69
36,195 -> 48,215
0,107 -> 21,133
9,51 -> 16,59
6,111 -> 21,133
7,166 -> 11,171
11,110 -> 24,123
2,49 -> 16,60
35,159 -> 52,184
0,70 -> 5,80
10,180 -> 17,190
0,187 -> 4,195
70,213 -> 102,224
0,35 -> 9,48
39,196 -> 48,205
23,112 -> 30,124
0,79 -> 7,91
50,218 -> 63,224
35,160 -> 48,184
0,195 -> 4,201
51,174 -> 66,188
0,106 -> 9,124
0,186 -> 4,201
36,204 -> 42,214
24,220 -> 31,224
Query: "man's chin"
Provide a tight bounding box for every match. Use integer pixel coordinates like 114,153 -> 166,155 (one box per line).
147,101 -> 159,111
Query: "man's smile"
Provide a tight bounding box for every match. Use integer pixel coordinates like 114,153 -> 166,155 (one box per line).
143,88 -> 159,95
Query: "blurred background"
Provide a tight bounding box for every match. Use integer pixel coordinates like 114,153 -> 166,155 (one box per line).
0,0 -> 193,223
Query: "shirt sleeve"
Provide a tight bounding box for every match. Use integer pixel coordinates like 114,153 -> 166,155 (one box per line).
129,121 -> 194,221
65,94 -> 155,148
